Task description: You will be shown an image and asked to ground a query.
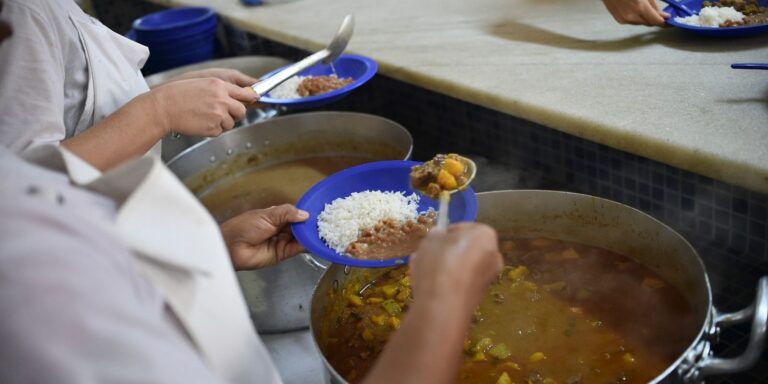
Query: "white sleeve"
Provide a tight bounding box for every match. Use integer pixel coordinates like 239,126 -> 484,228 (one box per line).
0,1 -> 68,152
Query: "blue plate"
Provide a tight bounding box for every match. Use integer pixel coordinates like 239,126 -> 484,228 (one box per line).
664,0 -> 768,37
292,160 -> 478,268
258,54 -> 377,109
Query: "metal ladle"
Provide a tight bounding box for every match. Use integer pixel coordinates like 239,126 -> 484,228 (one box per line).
435,156 -> 476,229
245,14 -> 354,97
412,155 -> 476,230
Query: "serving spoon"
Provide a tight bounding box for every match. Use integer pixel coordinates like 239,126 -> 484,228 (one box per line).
244,14 -> 354,97
435,158 -> 476,229
412,155 -> 477,230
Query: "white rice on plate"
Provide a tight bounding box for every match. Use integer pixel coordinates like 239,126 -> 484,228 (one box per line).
675,6 -> 745,27
318,190 -> 420,254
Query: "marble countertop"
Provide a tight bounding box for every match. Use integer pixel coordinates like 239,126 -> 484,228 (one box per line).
147,0 -> 768,193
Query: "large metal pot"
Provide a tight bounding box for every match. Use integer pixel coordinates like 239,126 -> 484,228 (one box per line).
167,111 -> 413,333
309,190 -> 767,384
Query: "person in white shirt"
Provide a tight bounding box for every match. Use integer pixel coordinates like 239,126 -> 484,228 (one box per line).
0,0 -> 260,171
0,143 -> 503,384
0,8 -> 505,384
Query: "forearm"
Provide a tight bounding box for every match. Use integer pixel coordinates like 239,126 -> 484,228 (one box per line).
362,292 -> 474,384
61,92 -> 166,171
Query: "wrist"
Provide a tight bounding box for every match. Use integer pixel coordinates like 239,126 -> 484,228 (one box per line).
416,276 -> 481,320
143,90 -> 172,137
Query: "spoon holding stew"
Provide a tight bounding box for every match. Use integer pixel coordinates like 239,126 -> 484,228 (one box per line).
410,154 -> 476,229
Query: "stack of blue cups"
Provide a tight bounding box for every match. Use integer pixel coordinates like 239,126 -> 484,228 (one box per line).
130,7 -> 218,75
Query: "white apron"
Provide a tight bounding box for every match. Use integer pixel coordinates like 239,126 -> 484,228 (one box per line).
24,145 -> 283,384
70,11 -> 162,157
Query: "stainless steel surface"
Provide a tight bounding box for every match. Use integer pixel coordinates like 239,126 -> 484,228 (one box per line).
236,258 -> 323,333
167,111 -> 412,180
309,190 -> 767,384
161,108 -> 278,163
143,56 -> 292,162
261,330 -> 325,384
301,252 -> 330,272
681,277 -> 768,383
166,111 -> 412,333
250,15 -> 354,96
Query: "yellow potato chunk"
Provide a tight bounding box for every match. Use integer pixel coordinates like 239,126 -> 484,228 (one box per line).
507,266 -> 530,281
443,158 -> 465,177
382,285 -> 399,299
642,277 -> 665,289
472,352 -> 487,361
388,316 -> 401,329
529,352 -> 547,363
371,315 -> 387,326
361,329 -> 374,342
496,372 -> 512,384
502,361 -> 521,371
561,248 -> 580,259
346,294 -> 363,307
437,169 -> 458,190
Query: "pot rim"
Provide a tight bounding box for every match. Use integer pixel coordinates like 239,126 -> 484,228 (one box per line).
165,111 -> 414,167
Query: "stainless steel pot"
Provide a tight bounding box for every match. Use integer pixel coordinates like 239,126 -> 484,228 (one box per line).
309,190 -> 767,384
144,56 -> 292,162
167,111 -> 413,333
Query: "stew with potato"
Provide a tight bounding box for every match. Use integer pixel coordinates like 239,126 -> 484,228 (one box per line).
321,236 -> 698,384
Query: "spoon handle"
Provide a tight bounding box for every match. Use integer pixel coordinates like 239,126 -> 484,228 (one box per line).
731,63 -> 768,70
250,49 -> 331,96
436,192 -> 450,230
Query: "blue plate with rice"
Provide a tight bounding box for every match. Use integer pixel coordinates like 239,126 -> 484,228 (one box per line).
258,54 -> 377,110
292,160 -> 478,268
664,0 -> 768,37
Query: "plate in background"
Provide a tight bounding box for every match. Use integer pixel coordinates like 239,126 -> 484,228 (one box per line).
665,0 -> 768,37
258,54 -> 377,109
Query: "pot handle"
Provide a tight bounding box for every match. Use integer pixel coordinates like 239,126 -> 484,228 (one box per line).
687,276 -> 768,382
300,252 -> 328,271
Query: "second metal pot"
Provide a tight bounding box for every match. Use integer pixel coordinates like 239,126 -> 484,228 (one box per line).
309,190 -> 767,384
